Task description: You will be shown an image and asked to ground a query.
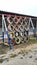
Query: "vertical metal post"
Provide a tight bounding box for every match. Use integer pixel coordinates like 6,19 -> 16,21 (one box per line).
29,18 -> 34,30
2,15 -> 4,44
29,18 -> 36,36
2,15 -> 12,49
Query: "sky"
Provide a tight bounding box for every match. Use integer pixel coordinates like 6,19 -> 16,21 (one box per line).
0,0 -> 37,16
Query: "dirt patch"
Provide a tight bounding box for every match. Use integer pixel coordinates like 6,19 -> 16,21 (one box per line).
0,44 -> 37,65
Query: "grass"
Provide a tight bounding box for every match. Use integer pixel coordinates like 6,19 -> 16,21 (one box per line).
9,53 -> 17,58
0,58 -> 9,63
18,49 -> 29,55
9,50 -> 28,58
0,37 -> 37,64
1,56 -> 5,58
0,59 -> 4,63
18,50 -> 25,54
0,36 -> 37,55
28,37 -> 37,44
14,37 -> 37,49
0,44 -> 9,54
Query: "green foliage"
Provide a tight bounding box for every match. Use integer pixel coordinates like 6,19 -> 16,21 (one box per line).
28,37 -> 37,43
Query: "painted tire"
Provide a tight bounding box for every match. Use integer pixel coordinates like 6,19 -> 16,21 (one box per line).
8,32 -> 12,35
15,37 -> 21,44
14,18 -> 18,24
20,32 -> 24,37
15,31 -> 19,37
8,31 -> 15,38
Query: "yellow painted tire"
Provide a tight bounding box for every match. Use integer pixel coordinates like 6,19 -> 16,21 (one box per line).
8,31 -> 15,36
8,32 -> 12,35
15,37 -> 21,44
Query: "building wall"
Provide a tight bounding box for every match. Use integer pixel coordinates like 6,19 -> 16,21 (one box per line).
36,21 -> 37,32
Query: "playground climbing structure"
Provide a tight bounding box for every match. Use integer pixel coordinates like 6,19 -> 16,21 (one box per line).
2,14 -> 36,45
0,11 -> 36,48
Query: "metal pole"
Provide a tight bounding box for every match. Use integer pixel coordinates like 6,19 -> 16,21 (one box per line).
2,15 -> 12,49
2,15 -> 4,44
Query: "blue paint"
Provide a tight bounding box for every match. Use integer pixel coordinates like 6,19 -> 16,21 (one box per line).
6,31 -> 12,49
2,32 -> 4,43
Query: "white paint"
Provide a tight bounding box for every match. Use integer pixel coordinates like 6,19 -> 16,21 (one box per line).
2,15 -> 8,31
